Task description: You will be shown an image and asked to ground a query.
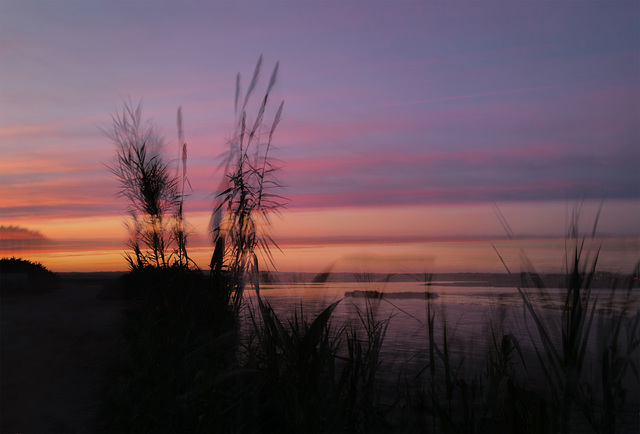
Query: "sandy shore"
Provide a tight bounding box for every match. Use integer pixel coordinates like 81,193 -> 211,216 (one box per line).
1,276 -> 124,433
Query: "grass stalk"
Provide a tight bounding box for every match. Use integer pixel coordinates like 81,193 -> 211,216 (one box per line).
210,56 -> 285,313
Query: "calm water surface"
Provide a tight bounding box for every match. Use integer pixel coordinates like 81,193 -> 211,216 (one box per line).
242,280 -> 640,386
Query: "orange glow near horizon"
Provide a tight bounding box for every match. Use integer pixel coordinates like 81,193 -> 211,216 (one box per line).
5,236 -> 638,275
2,200 -> 638,274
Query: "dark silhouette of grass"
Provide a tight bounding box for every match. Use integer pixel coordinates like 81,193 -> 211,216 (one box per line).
99,261 -> 638,432
210,55 -> 286,314
489,203 -> 640,433
105,101 -> 188,270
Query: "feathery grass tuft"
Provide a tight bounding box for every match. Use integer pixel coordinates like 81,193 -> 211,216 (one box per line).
105,100 -> 188,270
210,56 -> 286,313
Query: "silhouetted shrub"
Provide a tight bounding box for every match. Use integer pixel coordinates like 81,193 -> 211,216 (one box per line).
0,257 -> 59,294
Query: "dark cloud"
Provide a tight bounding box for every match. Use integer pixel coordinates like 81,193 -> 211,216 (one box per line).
0,225 -> 51,251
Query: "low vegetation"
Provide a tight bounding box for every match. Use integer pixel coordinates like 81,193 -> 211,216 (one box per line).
0,257 -> 59,294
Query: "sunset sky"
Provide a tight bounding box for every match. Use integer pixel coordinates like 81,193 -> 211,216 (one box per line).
1,1 -> 638,273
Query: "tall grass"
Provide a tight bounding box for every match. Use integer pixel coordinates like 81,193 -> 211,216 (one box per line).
101,57 -> 291,432
496,204 -> 640,433
174,106 -> 193,268
105,101 -> 187,270
342,297 -> 393,432
591,265 -> 640,433
410,274 -> 483,433
101,263 -> 638,432
210,56 -> 285,313
242,293 -> 344,431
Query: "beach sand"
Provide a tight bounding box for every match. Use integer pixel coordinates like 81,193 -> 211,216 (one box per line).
1,275 -> 124,433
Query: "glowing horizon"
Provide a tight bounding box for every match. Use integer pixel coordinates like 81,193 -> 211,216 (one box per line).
2,200 -> 638,274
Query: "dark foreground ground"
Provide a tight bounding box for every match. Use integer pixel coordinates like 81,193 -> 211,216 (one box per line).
1,271 -> 637,432
1,275 -> 123,433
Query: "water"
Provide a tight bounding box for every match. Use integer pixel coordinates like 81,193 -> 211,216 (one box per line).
241,279 -> 640,394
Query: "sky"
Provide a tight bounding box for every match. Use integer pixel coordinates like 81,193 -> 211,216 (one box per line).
1,0 -> 639,274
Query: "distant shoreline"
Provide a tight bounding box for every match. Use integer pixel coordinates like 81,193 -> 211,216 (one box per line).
54,270 -> 636,289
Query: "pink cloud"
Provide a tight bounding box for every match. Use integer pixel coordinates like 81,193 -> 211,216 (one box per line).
282,174 -> 597,210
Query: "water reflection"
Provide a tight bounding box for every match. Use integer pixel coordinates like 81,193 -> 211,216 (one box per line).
243,279 -> 640,389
